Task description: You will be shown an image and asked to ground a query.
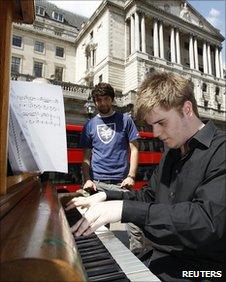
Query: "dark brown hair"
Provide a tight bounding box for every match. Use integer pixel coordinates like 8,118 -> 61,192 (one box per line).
91,83 -> 115,101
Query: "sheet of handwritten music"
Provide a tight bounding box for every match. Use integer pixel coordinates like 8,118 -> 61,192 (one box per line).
8,81 -> 68,174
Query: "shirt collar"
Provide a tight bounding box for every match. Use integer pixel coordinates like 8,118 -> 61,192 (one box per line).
188,120 -> 217,149
97,111 -> 116,118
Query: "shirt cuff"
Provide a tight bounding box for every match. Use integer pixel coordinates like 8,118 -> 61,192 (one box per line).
122,200 -> 149,227
105,190 -> 124,200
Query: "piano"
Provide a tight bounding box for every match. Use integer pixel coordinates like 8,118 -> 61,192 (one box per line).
0,177 -> 160,281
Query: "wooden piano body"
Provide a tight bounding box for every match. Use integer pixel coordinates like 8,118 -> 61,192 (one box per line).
0,178 -> 160,282
0,177 -> 87,282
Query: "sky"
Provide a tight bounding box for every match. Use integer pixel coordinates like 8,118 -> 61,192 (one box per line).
50,0 -> 225,67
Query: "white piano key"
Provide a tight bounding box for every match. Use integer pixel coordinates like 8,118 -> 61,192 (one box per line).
96,226 -> 160,282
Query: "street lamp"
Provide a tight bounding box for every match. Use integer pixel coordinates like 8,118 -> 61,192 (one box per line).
84,94 -> 95,119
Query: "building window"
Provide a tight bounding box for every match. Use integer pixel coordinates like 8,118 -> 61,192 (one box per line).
12,35 -> 22,47
99,74 -> 103,83
52,11 -> 64,22
93,49 -> 96,66
11,56 -> 21,73
86,53 -> 91,70
215,86 -> 220,95
34,41 -> 44,53
55,46 -> 64,58
184,42 -> 189,50
90,31 -> 93,40
33,61 -> 43,77
35,5 -> 45,16
202,83 -> 207,92
55,66 -> 63,81
217,104 -> 221,112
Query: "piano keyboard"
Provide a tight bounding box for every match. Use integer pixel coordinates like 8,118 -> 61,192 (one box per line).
96,227 -> 160,282
64,205 -> 160,282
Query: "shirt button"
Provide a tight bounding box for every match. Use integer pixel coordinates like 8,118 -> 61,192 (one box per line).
169,191 -> 175,198
175,170 -> 179,174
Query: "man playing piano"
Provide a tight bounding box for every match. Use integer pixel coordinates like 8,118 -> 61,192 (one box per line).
67,72 -> 226,281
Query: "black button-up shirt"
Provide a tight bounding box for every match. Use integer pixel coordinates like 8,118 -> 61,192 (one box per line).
106,121 -> 226,281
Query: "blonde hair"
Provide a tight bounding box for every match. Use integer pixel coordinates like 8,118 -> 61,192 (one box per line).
135,71 -> 199,122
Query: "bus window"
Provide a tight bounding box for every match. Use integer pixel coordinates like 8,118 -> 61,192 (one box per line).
67,131 -> 82,148
49,164 -> 82,185
136,164 -> 158,181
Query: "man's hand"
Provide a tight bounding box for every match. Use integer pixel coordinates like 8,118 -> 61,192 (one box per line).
71,201 -> 123,236
121,176 -> 134,189
65,191 -> 107,211
83,179 -> 97,191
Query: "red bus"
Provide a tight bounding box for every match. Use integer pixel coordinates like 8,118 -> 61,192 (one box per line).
49,124 -> 164,192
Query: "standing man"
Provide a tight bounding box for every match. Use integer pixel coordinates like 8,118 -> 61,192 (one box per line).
80,82 -> 146,255
68,73 -> 226,281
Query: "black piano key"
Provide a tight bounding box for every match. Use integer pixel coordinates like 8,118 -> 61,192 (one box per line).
87,264 -> 120,278
83,258 -> 115,270
76,241 -> 103,250
77,245 -> 105,254
75,233 -> 97,241
88,271 -> 130,282
63,204 -> 130,282
75,237 -> 102,245
79,247 -> 107,256
64,207 -> 82,227
82,252 -> 110,263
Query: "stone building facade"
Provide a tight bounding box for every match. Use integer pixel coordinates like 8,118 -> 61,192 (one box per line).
11,0 -> 86,83
10,0 -> 226,128
75,0 -> 226,129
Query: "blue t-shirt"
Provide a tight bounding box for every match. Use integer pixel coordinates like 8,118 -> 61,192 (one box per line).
80,112 -> 139,181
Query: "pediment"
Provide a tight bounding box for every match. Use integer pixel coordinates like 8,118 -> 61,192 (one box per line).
146,0 -> 222,38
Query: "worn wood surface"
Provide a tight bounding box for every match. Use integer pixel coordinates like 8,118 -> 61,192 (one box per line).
0,180 -> 87,281
0,0 -> 35,196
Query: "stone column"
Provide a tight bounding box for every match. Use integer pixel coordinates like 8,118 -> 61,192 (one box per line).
134,12 -> 140,51
125,19 -> 128,57
219,48 -> 224,79
90,47 -> 93,67
202,41 -> 208,74
175,28 -> 181,64
207,43 -> 212,75
189,34 -> 194,69
130,14 -> 135,54
141,13 -> 146,53
170,27 -> 176,63
159,21 -> 164,59
215,46 -> 220,78
153,18 -> 159,57
194,37 -> 199,70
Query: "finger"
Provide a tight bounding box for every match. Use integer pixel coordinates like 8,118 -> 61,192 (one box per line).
70,217 -> 85,233
89,217 -> 107,233
75,218 -> 91,237
93,183 -> 97,191
65,199 -> 85,210
120,181 -> 125,187
82,226 -> 93,236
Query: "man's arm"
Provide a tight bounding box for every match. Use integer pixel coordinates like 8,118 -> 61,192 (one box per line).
82,149 -> 97,190
121,140 -> 139,188
122,142 -> 226,256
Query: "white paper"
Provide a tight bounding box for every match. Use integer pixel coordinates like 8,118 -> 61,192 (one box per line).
9,81 -> 68,173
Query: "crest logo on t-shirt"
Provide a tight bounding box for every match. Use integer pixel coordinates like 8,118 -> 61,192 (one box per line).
97,123 -> 116,144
